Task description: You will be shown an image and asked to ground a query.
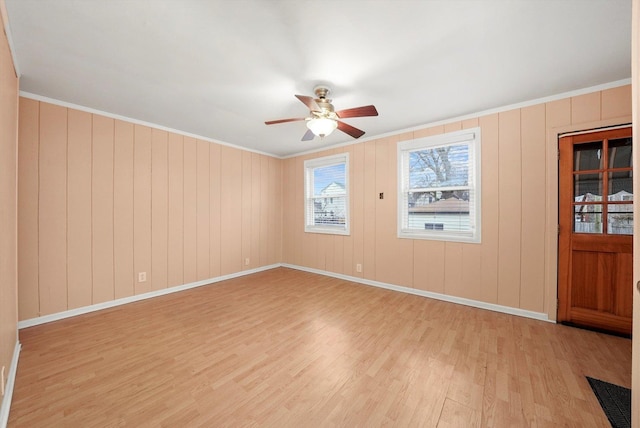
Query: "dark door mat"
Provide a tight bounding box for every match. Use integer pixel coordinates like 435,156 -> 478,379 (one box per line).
587,376 -> 631,428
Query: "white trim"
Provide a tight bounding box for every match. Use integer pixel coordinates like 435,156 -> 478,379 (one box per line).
0,341 -> 21,428
19,79 -> 630,161
17,262 -> 551,329
281,263 -> 551,322
18,91 -> 276,158
18,265 -> 279,329
283,78 -> 632,159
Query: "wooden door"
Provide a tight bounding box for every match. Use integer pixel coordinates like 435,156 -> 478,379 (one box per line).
558,127 -> 633,336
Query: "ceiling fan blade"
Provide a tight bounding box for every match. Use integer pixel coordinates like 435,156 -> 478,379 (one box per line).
301,129 -> 315,141
335,105 -> 378,119
295,95 -> 320,112
337,121 -> 365,139
265,117 -> 306,125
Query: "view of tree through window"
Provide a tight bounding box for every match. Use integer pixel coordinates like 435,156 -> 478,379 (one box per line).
408,143 -> 470,230
398,129 -> 480,243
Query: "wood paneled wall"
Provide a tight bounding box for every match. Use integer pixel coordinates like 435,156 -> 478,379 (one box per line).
0,0 -> 19,388
17,99 -> 282,320
282,85 -> 632,317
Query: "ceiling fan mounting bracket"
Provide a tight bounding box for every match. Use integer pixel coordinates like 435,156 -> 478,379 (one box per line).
313,85 -> 331,100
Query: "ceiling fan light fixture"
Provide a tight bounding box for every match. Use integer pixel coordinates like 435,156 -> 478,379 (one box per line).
307,117 -> 337,138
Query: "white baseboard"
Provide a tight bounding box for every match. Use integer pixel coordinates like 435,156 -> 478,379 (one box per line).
18,264 -> 280,329
0,341 -> 21,428
281,264 -> 551,322
18,262 -> 551,329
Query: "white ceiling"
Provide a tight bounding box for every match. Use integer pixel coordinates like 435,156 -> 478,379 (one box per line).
5,0 -> 632,157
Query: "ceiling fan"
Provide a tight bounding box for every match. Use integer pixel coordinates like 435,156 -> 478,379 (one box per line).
265,86 -> 378,141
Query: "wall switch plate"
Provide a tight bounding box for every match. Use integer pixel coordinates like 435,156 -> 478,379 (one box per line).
138,272 -> 147,282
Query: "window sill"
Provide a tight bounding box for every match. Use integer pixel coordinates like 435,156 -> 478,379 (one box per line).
305,226 -> 350,236
398,230 -> 480,244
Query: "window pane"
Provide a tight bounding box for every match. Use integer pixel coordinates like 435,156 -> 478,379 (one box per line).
312,163 -> 346,226
407,191 -> 470,231
314,196 -> 346,226
573,204 -> 602,234
313,164 -> 346,226
409,143 -> 469,188
574,173 -> 602,200
313,164 -> 345,197
573,141 -> 603,171
608,137 -> 632,169
608,211 -> 633,235
304,153 -> 350,235
609,171 -> 633,197
398,128 -> 480,243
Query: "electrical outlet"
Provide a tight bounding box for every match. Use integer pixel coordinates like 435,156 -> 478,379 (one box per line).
356,263 -> 362,273
138,272 -> 147,282
245,258 -> 250,266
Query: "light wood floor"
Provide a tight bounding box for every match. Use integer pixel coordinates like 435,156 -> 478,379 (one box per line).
9,268 -> 631,427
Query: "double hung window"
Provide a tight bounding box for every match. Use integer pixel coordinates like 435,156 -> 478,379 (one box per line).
304,153 -> 350,235
398,128 -> 481,243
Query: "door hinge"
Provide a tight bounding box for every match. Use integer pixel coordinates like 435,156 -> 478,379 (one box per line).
557,225 -> 560,235
557,150 -> 560,161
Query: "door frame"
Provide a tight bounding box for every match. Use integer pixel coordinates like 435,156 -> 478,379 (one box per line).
545,115 -> 632,321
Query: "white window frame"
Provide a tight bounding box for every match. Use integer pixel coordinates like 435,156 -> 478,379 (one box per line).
397,128 -> 481,243
304,153 -> 350,235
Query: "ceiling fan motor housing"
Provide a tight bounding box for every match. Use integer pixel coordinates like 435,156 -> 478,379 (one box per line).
312,86 -> 335,117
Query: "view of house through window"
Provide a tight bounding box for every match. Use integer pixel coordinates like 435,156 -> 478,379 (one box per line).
572,136 -> 633,235
398,128 -> 481,243
304,153 -> 350,235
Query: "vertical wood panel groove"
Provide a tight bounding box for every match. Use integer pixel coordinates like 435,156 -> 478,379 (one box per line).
39,103 -> 68,315
18,98 -> 40,319
114,120 -> 134,299
67,109 -> 92,309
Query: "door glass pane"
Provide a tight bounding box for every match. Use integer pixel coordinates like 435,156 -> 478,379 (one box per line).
574,141 -> 603,171
608,209 -> 633,235
608,138 -> 632,169
609,171 -> 633,198
574,204 -> 603,234
574,173 -> 602,200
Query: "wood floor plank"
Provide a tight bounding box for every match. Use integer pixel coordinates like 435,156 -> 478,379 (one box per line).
9,268 -> 630,427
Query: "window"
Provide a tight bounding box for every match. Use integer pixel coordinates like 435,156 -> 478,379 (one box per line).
398,128 -> 481,243
304,153 -> 350,235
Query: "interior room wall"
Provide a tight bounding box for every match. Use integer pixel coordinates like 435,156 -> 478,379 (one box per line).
17,98 -> 282,321
282,85 -> 631,319
0,0 -> 19,408
13,85 -> 632,324
631,0 -> 639,422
